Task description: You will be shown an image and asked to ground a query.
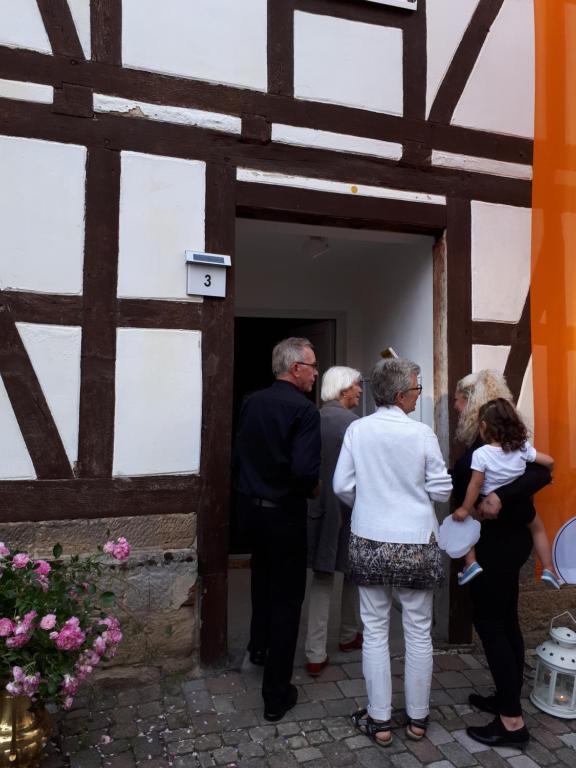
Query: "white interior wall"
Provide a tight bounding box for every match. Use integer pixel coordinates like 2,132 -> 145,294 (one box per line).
235,220 -> 435,428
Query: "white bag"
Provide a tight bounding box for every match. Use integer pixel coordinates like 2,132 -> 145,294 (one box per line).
437,516 -> 481,559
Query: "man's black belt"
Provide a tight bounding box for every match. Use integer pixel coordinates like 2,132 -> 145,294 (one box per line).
251,497 -> 280,508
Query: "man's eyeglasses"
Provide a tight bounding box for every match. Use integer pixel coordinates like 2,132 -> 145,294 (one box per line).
296,361 -> 319,370
404,385 -> 423,394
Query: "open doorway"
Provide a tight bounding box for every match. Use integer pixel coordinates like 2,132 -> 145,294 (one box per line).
228,217 -> 444,661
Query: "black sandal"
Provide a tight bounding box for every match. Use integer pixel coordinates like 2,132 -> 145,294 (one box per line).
351,709 -> 393,747
406,716 -> 428,741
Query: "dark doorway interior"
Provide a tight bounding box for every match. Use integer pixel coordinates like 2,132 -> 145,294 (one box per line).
229,316 -> 336,554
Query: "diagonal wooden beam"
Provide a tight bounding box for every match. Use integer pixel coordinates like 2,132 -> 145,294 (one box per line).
428,0 -> 505,125
0,296 -> 73,479
36,0 -> 85,59
504,291 -> 531,403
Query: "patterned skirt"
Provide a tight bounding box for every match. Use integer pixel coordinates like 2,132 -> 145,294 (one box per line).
348,532 -> 444,590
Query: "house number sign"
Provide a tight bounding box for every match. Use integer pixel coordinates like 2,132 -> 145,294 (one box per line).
185,251 -> 231,298
364,0 -> 417,9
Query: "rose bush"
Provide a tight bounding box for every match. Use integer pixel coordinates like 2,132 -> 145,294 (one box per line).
0,537 -> 130,709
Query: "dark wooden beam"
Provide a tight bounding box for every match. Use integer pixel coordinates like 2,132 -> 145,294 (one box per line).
0,298 -> 73,479
198,164 -> 236,666
0,476 -> 201,522
268,0 -> 294,97
504,292 -> 531,402
91,0 -> 122,65
36,0 -> 85,59
428,0 -> 506,125
472,320 -> 516,346
294,0 -> 411,27
2,291 -> 82,326
77,148 -> 120,478
117,299 -> 206,330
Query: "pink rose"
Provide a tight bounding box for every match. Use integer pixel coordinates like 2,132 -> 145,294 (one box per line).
103,537 -> 131,561
12,553 -> 30,569
0,619 -> 14,637
93,636 -> 107,656
40,614 -> 57,630
22,611 -> 37,629
0,543 -> 10,557
6,633 -> 30,649
34,560 -> 51,576
52,617 -> 85,651
61,674 -> 79,696
63,696 -> 74,710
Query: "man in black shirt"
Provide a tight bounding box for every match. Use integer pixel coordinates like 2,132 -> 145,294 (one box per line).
235,337 -> 321,721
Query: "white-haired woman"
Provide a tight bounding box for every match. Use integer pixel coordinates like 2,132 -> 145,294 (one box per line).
334,358 -> 452,747
305,366 -> 364,677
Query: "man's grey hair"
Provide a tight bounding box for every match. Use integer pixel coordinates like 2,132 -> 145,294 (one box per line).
321,366 -> 362,403
370,358 -> 420,407
272,337 -> 314,377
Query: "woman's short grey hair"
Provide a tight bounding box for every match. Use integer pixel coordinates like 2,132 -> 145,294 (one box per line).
321,366 -> 362,403
272,337 -> 314,377
370,358 -> 420,407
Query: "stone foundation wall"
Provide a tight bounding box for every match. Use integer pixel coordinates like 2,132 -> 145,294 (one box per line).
519,554 -> 576,648
0,514 -> 199,674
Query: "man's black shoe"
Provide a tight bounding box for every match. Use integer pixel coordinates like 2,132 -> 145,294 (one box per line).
249,649 -> 266,666
467,717 -> 529,748
469,693 -> 498,715
263,684 -> 298,722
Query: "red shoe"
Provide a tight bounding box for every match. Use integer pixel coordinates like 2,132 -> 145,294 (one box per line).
339,633 -> 363,652
306,658 -> 329,677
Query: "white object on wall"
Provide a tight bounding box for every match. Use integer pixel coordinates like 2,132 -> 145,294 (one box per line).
16,323 -> 82,465
237,168 -> 445,205
426,0 -> 479,117
294,12 -> 403,115
118,151 -> 206,301
94,95 -> 241,134
0,0 -> 51,53
472,344 -> 511,374
0,78 -> 53,104
431,150 -> 532,181
272,124 -> 402,161
452,0 -> 535,138
0,377 -> 36,480
67,0 -> 91,59
122,0 -> 267,91
0,136 -> 86,295
113,328 -> 202,477
471,201 -> 531,323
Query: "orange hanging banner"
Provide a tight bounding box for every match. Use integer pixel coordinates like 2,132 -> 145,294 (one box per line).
531,0 -> 576,578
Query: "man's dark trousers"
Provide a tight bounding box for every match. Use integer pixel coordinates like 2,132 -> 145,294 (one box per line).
239,496 -> 307,711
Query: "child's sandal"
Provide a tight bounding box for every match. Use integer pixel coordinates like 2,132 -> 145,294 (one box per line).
351,709 -> 393,747
406,716 -> 428,741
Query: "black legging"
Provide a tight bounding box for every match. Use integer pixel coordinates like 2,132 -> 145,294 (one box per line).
470,568 -> 525,716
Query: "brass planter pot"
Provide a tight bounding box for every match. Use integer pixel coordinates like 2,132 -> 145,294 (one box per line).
0,692 -> 51,767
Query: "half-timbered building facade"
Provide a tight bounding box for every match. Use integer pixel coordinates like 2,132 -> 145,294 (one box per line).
0,0 -> 539,665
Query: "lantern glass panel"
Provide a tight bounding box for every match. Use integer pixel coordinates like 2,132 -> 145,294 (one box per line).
553,672 -> 575,708
535,663 -> 552,702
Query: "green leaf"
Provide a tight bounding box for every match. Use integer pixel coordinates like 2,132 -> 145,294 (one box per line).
100,591 -> 116,607
52,543 -> 63,560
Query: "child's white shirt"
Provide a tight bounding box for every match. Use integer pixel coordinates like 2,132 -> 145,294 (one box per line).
470,441 -> 537,495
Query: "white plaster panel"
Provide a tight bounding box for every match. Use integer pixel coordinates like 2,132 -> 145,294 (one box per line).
0,78 -> 53,104
0,377 -> 36,480
452,0 -> 535,138
0,136 -> 86,294
0,0 -> 51,53
517,356 -> 534,435
16,323 -> 81,465
472,344 -> 511,374
118,152 -> 206,300
237,168 -> 445,205
294,12 -> 403,115
67,0 -> 91,59
431,150 -> 532,181
94,94 -> 241,133
272,124 -> 402,160
122,0 -> 267,91
113,328 -> 202,477
426,0 -> 479,117
471,201 -> 531,323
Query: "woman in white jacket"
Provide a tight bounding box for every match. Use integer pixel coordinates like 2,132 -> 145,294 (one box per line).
333,358 -> 452,747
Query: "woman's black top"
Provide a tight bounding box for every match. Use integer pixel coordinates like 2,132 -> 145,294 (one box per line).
452,440 -> 552,572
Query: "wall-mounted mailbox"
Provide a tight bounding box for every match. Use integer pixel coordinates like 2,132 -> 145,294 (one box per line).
185,251 -> 231,298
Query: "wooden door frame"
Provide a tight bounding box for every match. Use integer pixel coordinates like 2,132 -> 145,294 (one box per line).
198,178 -> 472,664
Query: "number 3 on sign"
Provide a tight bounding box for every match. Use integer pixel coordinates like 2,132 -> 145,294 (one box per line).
204,274 -> 212,287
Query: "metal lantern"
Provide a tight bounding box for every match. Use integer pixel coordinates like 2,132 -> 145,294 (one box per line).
530,611 -> 576,718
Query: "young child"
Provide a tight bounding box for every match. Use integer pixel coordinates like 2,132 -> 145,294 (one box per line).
453,398 -> 561,588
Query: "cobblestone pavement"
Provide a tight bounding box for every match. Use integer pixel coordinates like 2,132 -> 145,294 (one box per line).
42,650 -> 576,768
